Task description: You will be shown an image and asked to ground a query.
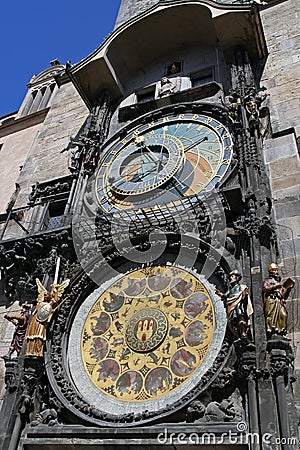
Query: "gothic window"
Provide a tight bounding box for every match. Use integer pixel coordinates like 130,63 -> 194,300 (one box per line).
40,199 -> 66,231
166,61 -> 182,75
26,177 -> 72,233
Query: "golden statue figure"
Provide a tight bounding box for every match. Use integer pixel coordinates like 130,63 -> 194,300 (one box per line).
25,278 -> 70,357
263,263 -> 294,337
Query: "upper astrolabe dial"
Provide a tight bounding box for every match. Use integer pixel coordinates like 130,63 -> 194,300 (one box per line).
106,133 -> 184,196
96,112 -> 233,213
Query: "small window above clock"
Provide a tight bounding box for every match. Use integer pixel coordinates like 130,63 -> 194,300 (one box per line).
166,61 -> 182,76
136,86 -> 156,104
190,68 -> 214,88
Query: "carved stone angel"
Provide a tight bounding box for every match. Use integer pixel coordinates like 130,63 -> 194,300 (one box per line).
25,278 -> 69,357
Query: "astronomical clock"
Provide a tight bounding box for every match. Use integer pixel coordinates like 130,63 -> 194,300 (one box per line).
48,105 -> 235,426
95,109 -> 233,214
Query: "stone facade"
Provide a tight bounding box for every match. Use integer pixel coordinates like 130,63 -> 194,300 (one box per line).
0,124 -> 40,213
260,0 -> 300,411
0,1 -> 299,449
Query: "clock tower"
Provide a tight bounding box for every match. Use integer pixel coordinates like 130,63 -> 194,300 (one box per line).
0,1 -> 299,449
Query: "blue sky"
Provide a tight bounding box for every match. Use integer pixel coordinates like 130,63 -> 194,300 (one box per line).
0,0 -> 121,117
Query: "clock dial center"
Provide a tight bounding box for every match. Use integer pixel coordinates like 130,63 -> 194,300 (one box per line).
106,133 -> 184,196
95,111 -> 233,213
125,308 -> 168,353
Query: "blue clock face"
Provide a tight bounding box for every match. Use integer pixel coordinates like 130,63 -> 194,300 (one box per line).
96,112 -> 233,213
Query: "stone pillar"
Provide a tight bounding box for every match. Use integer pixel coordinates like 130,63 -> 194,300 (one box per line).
0,358 -> 23,450
38,84 -> 54,110
270,344 -> 297,450
240,352 -> 260,450
28,89 -> 43,114
19,91 -> 34,117
240,351 -> 281,450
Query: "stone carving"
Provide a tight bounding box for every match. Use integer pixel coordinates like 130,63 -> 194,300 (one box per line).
0,230 -> 75,301
3,358 -> 19,392
215,270 -> 253,341
211,366 -> 237,391
25,278 -> 70,357
66,90 -> 112,176
226,47 -> 270,137
230,48 -> 255,98
186,398 -> 206,422
186,389 -> 244,423
239,351 -> 257,380
263,263 -> 295,337
19,358 -> 45,421
28,177 -> 72,204
223,85 -> 269,136
157,77 -> 179,97
243,86 -> 269,132
205,398 -> 238,422
67,135 -> 100,174
232,193 -> 276,255
270,349 -> 290,379
222,91 -> 242,125
3,304 -> 31,357
30,408 -> 59,427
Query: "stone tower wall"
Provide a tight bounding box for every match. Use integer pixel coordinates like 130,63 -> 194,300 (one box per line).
0,80 -> 88,405
261,0 -> 300,384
